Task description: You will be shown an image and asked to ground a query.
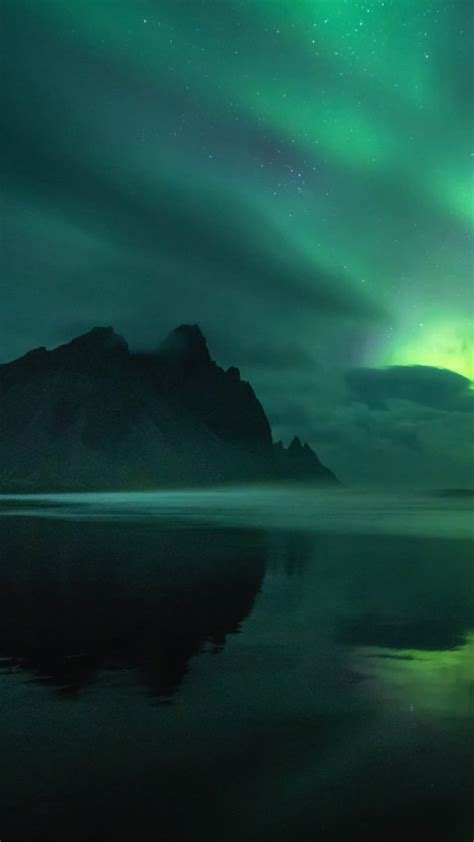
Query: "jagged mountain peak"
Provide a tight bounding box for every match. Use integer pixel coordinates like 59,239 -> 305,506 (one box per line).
59,326 -> 129,355
288,435 -> 303,451
159,323 -> 212,368
0,324 -> 338,491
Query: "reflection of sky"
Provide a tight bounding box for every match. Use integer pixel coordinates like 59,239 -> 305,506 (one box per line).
0,500 -> 472,838
354,632 -> 474,719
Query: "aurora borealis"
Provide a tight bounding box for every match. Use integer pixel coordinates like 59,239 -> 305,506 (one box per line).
2,0 -> 473,485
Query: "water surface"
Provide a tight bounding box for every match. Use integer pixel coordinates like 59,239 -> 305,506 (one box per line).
0,489 -> 473,841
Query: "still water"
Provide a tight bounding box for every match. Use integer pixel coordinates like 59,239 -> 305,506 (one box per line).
0,488 -> 473,841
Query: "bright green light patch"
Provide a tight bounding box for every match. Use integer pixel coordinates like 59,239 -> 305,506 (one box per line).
387,322 -> 474,381
355,632 -> 474,719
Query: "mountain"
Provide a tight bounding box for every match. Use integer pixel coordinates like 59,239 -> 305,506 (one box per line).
274,436 -> 337,483
0,325 -> 337,492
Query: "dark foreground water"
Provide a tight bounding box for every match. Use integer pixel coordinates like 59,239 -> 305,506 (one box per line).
0,489 -> 473,842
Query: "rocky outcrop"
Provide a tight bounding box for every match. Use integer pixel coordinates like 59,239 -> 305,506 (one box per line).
274,436 -> 337,484
0,325 -> 337,491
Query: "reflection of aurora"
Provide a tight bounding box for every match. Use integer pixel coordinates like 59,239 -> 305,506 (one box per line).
355,631 -> 474,718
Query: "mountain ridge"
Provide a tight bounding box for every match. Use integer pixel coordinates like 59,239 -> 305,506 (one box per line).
0,325 -> 337,492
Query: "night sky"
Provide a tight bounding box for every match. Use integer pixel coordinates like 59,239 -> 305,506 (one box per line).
2,0 -> 473,486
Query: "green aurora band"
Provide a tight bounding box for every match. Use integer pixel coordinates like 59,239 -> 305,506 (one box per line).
22,0 -> 473,376
2,0 -> 473,484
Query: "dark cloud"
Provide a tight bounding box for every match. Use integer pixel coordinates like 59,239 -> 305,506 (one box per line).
214,339 -> 317,372
346,365 -> 474,412
313,410 -> 472,488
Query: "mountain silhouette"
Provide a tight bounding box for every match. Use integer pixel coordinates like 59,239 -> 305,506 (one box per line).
0,325 -> 337,491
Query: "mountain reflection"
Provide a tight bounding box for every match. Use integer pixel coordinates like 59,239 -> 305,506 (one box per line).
1,495 -> 473,842
0,516 -> 265,698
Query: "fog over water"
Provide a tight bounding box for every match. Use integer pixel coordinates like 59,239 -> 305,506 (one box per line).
1,486 -> 472,539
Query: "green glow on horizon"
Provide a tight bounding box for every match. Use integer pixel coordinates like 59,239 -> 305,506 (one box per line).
387,321 -> 474,381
